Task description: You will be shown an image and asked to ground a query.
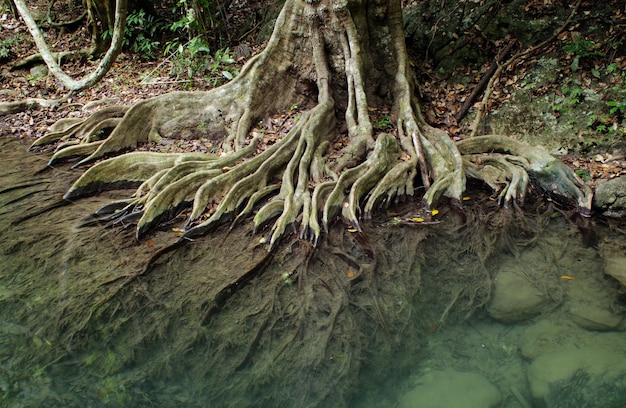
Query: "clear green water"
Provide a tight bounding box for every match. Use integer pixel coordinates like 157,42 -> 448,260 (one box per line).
1,137 -> 626,407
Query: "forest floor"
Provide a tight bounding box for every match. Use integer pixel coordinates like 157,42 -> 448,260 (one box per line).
1,1 -> 626,188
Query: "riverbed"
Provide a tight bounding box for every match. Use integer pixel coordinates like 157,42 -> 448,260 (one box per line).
1,137 -> 625,407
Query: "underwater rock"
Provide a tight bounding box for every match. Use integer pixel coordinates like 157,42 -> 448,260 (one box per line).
604,257 -> 626,288
398,368 -> 501,408
569,302 -> 626,331
593,177 -> 626,218
519,320 -> 580,360
527,348 -> 626,408
520,319 -> 626,361
487,268 -> 552,323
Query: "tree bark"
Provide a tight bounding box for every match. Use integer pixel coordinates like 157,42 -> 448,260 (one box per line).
85,0 -> 117,55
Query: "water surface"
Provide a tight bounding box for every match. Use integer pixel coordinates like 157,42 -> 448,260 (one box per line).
1,137 -> 626,407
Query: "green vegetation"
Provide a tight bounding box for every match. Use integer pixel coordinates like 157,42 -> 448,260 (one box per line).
0,34 -> 23,61
555,35 -> 626,139
103,9 -> 166,60
374,114 -> 392,129
585,64 -> 626,136
563,38 -> 604,72
207,47 -> 238,82
575,169 -> 590,182
101,1 -> 233,62
100,2 -> 238,86
551,85 -> 583,113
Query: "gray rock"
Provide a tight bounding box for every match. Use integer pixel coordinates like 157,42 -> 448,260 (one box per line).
520,320 -> 579,360
399,368 -> 501,408
29,64 -> 48,79
520,319 -> 626,361
487,267 -> 552,323
569,302 -> 626,331
593,177 -> 626,217
527,348 -> 626,407
605,256 -> 626,288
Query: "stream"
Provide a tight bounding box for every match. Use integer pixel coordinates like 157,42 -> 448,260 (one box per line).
1,136 -> 626,407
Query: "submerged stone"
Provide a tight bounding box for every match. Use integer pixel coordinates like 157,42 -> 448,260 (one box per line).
398,368 -> 501,408
487,266 -> 553,323
527,348 -> 626,407
520,319 -> 626,361
604,257 -> 626,288
569,302 -> 626,331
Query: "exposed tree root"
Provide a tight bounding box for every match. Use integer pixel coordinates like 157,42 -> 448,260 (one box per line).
13,0 -> 127,91
457,135 -> 593,214
0,92 -> 74,116
9,50 -> 88,71
30,105 -> 129,149
32,0 -> 592,254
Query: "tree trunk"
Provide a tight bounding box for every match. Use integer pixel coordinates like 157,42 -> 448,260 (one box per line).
85,0 -> 117,55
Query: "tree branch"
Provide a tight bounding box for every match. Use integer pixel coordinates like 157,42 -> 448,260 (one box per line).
455,39 -> 516,123
0,92 -> 73,116
13,0 -> 127,91
469,0 -> 583,137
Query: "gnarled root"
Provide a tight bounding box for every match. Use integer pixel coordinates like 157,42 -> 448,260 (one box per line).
326,132 -> 399,232
29,105 -> 128,166
44,0 -> 591,255
457,135 -> 593,215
